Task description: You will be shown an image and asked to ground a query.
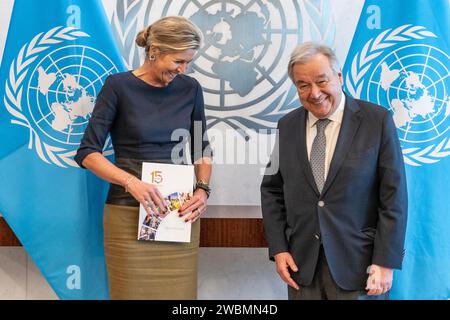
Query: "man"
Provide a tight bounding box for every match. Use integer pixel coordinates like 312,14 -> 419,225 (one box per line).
260,42 -> 408,300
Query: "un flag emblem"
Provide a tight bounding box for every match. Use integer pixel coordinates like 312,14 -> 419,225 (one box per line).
345,25 -> 450,166
4,26 -> 119,168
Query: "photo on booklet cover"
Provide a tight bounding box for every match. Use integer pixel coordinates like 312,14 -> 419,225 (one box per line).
143,214 -> 162,229
166,192 -> 183,211
139,225 -> 157,241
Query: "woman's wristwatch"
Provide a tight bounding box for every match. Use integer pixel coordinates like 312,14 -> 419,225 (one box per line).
195,180 -> 211,198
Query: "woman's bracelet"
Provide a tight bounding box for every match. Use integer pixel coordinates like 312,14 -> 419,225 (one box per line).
123,175 -> 136,193
195,180 -> 211,198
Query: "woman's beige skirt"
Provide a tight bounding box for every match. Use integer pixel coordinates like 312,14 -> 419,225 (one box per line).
103,204 -> 200,300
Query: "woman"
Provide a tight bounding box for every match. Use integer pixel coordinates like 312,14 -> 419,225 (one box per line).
75,16 -> 212,299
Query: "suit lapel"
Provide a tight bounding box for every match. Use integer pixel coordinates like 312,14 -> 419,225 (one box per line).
321,95 -> 362,196
296,108 -> 320,195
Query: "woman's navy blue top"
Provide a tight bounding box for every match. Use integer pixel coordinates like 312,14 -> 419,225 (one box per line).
75,71 -> 210,206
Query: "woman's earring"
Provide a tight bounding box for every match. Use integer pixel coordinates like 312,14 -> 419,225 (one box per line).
149,54 -> 156,61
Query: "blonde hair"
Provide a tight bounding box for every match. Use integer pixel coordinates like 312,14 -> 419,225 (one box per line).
135,16 -> 202,55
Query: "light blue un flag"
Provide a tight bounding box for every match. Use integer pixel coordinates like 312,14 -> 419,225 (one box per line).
0,0 -> 125,299
343,0 -> 450,299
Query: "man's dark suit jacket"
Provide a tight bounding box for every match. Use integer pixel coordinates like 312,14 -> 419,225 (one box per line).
261,94 -> 408,291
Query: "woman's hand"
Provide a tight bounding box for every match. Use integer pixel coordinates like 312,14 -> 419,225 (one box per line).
126,176 -> 168,216
178,188 -> 208,223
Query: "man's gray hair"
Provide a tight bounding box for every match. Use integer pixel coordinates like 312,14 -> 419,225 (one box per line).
288,42 -> 341,82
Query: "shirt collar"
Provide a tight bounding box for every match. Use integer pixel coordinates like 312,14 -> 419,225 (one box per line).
308,92 -> 346,128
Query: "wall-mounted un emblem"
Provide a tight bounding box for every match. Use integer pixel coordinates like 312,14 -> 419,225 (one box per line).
111,0 -> 335,132
345,25 -> 450,166
4,26 -> 118,167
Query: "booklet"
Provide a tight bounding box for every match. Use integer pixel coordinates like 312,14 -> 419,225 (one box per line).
137,162 -> 194,243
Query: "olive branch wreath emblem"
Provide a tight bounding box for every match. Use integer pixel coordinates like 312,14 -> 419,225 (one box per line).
344,24 -> 450,166
110,0 -> 335,132
4,26 -> 89,168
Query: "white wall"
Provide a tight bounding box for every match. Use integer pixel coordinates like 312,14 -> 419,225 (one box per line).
0,247 -> 58,299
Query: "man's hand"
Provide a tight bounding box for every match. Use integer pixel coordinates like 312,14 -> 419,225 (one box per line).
274,252 -> 300,290
365,264 -> 393,295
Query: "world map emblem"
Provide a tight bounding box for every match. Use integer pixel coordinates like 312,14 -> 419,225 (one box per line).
111,0 -> 335,132
4,26 -> 118,167
345,25 -> 450,166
